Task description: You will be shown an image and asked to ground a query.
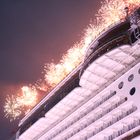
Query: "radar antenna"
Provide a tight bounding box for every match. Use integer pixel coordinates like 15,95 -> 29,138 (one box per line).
129,8 -> 140,40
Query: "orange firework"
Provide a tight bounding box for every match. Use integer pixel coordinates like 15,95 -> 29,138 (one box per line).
4,86 -> 38,121
44,43 -> 85,86
44,0 -> 140,87
18,86 -> 37,107
4,0 -> 140,121
34,79 -> 49,92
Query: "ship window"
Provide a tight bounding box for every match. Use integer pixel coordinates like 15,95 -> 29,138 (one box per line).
130,87 -> 136,96
128,74 -> 134,82
118,82 -> 124,89
138,68 -> 140,74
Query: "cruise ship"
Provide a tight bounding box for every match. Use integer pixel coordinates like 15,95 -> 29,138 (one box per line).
16,8 -> 140,140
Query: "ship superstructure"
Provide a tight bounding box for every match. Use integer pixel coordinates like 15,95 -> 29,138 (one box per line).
17,8 -> 140,140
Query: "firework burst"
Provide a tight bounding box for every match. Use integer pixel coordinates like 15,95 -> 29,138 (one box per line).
4,95 -> 21,121
4,86 -> 38,121
44,0 -> 140,87
4,0 -> 140,121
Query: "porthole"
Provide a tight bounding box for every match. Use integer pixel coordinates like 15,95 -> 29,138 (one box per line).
130,87 -> 136,96
118,82 -> 124,89
112,91 -> 116,95
138,68 -> 140,74
128,74 -> 134,82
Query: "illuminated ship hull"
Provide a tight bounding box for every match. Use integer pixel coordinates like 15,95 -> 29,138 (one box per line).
16,8 -> 140,140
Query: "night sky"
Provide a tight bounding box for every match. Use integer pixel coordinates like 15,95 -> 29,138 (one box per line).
0,0 -> 100,139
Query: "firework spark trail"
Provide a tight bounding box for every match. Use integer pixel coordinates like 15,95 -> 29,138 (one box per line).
4,0 -> 140,121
